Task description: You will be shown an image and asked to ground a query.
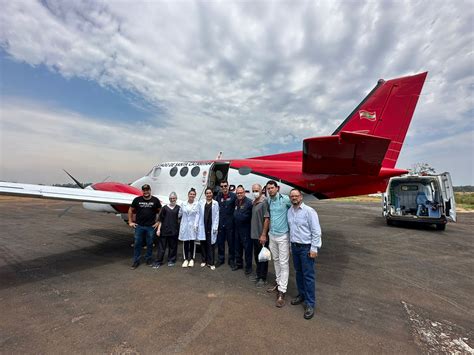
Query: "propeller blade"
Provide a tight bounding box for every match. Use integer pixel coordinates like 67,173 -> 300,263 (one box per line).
63,169 -> 85,189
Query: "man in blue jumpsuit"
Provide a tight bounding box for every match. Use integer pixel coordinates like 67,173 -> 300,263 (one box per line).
233,185 -> 253,274
215,181 -> 237,268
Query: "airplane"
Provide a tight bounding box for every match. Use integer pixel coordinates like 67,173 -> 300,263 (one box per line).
0,72 -> 428,223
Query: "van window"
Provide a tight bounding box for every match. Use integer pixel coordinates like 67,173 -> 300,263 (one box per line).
170,167 -> 178,177
401,185 -> 418,191
191,166 -> 200,177
180,167 -> 189,177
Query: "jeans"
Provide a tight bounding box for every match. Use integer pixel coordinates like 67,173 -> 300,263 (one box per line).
291,243 -> 316,308
253,239 -> 269,281
269,233 -> 290,293
133,225 -> 155,263
217,224 -> 234,265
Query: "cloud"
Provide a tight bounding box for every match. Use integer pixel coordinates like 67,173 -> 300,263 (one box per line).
0,0 -> 473,184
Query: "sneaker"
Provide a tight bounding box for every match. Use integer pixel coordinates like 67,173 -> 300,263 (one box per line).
146,259 -> 153,266
188,259 -> 194,267
182,260 -> 189,268
152,262 -> 161,269
131,262 -> 140,270
256,279 -> 267,288
200,262 -> 206,268
209,265 -> 216,271
248,274 -> 258,282
168,262 -> 176,267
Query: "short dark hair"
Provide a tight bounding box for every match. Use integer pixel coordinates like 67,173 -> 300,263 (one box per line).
220,180 -> 228,185
290,188 -> 302,196
266,180 -> 279,188
142,184 -> 151,190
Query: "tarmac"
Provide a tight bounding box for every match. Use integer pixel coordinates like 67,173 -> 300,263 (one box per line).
0,197 -> 472,354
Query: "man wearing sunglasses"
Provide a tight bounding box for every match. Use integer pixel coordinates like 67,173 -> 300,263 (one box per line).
215,181 -> 237,268
128,184 -> 162,269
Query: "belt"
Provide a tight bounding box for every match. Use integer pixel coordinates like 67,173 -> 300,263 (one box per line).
291,242 -> 311,248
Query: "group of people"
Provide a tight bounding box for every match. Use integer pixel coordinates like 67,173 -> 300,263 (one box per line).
127,180 -> 322,320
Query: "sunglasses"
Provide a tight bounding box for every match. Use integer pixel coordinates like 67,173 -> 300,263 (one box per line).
220,185 -> 228,188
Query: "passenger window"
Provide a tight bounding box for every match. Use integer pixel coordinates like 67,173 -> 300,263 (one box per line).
180,167 -> 189,177
191,166 -> 200,177
170,167 -> 178,177
401,185 -> 418,191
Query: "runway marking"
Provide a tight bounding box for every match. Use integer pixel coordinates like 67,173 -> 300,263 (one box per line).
384,270 -> 472,315
402,301 -> 473,354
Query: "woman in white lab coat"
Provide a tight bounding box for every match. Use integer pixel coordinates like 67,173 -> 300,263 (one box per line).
195,187 -> 219,270
178,188 -> 199,268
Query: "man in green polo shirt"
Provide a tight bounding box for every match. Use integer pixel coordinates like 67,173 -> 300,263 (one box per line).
260,180 -> 291,307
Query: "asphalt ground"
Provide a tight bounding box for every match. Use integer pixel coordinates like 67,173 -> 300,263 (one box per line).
0,198 -> 472,354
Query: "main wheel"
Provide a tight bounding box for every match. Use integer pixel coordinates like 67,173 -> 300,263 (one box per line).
386,219 -> 394,226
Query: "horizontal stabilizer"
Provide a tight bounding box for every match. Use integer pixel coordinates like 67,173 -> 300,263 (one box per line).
302,132 -> 391,176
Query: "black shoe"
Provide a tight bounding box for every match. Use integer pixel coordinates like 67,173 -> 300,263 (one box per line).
304,305 -> 314,319
215,261 -> 223,268
131,262 -> 140,270
146,259 -> 153,266
232,265 -> 243,271
244,269 -> 252,275
291,295 -> 305,306
229,262 -> 236,269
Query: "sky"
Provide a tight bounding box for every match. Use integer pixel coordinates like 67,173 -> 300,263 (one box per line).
0,0 -> 473,185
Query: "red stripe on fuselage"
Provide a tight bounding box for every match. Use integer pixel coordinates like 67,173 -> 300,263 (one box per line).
91,182 -> 142,213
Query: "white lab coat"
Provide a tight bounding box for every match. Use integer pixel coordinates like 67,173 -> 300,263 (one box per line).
178,201 -> 199,241
195,200 -> 219,244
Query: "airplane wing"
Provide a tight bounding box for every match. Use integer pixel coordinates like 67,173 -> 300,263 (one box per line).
0,182 -> 137,205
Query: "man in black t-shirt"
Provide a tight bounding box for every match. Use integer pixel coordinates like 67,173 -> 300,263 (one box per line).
128,184 -> 162,269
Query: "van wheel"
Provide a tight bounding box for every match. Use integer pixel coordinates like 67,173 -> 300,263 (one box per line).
386,219 -> 393,226
435,223 -> 446,231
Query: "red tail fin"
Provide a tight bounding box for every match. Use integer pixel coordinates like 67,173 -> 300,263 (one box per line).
332,72 -> 427,168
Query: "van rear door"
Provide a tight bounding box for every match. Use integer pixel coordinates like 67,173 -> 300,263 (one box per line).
439,173 -> 456,222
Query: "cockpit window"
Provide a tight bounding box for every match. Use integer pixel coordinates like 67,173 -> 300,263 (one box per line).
180,167 -> 189,177
170,167 -> 178,177
151,167 -> 161,178
191,166 -> 200,177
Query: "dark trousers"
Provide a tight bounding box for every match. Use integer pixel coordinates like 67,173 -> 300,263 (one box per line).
253,239 -> 269,281
156,234 -> 178,264
183,240 -> 195,261
291,243 -> 316,308
133,225 -> 155,263
235,226 -> 253,271
200,234 -> 215,266
217,224 -> 234,265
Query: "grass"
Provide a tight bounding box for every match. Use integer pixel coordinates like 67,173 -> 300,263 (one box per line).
455,192 -> 474,211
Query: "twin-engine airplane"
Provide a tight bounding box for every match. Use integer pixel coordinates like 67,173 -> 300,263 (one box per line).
0,72 -> 428,222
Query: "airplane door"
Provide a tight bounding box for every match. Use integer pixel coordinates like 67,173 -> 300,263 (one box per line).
208,162 -> 231,195
439,172 -> 457,222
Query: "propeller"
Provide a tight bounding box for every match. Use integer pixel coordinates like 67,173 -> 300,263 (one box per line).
58,170 -> 86,217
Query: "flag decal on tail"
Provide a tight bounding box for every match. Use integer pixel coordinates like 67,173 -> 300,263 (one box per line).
359,110 -> 376,121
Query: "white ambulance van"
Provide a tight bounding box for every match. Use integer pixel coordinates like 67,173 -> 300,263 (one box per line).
383,173 -> 456,230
